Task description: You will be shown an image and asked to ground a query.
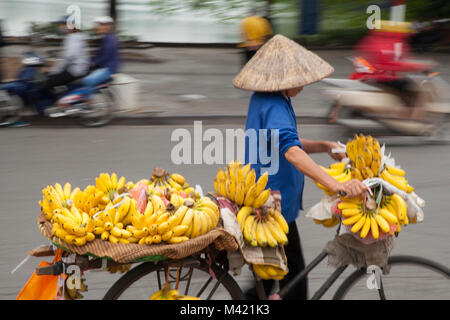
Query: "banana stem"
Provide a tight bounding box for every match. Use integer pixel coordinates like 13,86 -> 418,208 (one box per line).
255,208 -> 263,221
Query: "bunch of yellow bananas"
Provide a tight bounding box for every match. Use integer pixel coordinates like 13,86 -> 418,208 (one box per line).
381,193 -> 412,228
314,134 -> 380,196
147,168 -> 196,197
346,134 -> 383,179
40,183 -> 80,221
136,199 -> 190,245
124,181 -> 135,190
339,192 -> 409,239
95,172 -> 127,202
72,185 -> 110,216
252,264 -> 288,280
165,186 -> 199,206
150,287 -> 200,300
313,215 -> 340,228
127,196 -> 220,245
214,160 -> 271,209
238,207 -> 288,247
315,134 -> 415,198
182,197 -> 220,240
380,166 -> 414,194
167,191 -> 185,207
167,173 -> 193,194
51,206 -> 96,246
315,162 -> 352,196
147,167 -> 171,190
41,168 -> 220,248
92,196 -> 138,244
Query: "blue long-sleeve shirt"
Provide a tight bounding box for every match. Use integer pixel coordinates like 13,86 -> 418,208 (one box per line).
91,33 -> 119,73
244,92 -> 305,224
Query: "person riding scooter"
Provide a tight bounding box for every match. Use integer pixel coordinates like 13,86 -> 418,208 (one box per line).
238,9 -> 272,66
81,16 -> 119,99
351,20 -> 432,119
40,15 -> 89,99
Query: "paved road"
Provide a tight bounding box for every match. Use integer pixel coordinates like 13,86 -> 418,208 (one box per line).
3,45 -> 450,119
1,124 -> 449,299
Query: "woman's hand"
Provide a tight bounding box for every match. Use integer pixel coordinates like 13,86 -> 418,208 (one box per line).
332,179 -> 368,198
325,141 -> 346,161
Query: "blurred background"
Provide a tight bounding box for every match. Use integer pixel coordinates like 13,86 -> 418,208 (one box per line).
0,0 -> 449,300
0,0 -> 449,43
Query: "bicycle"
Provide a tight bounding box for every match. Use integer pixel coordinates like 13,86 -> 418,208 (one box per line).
34,240 -> 449,300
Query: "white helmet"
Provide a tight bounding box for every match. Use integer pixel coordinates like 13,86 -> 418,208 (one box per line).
94,16 -> 114,24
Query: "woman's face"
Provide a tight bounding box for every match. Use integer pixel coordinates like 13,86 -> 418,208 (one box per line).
286,87 -> 304,97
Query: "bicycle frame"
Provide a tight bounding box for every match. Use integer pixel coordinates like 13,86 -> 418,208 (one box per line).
274,250 -> 387,300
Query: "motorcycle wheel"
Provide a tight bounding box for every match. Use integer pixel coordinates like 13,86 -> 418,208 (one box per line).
0,92 -> 24,127
430,117 -> 450,142
75,90 -> 114,127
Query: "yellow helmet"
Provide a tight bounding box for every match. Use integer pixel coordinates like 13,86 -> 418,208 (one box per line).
239,15 -> 273,47
377,20 -> 413,33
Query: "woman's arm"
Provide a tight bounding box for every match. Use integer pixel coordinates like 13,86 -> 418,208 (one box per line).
300,138 -> 346,161
285,145 -> 367,197
299,139 -> 329,154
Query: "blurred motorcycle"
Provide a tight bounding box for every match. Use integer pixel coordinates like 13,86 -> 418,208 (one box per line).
322,55 -> 450,140
0,52 -> 114,127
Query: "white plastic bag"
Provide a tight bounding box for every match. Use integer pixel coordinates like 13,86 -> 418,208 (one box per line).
305,195 -> 339,221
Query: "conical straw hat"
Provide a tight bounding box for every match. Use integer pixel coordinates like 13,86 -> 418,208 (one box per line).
233,34 -> 334,92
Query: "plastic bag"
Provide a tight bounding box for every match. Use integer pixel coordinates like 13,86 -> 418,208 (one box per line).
305,195 -> 339,221
130,183 -> 148,213
16,249 -> 65,300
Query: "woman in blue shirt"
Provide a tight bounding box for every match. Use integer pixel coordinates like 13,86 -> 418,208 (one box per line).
234,35 -> 367,299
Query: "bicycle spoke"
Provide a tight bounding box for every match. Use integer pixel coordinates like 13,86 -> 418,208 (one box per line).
311,265 -> 347,300
206,276 -> 222,300
196,275 -> 214,297
103,259 -> 246,300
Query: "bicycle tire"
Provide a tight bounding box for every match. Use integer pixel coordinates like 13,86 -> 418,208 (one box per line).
333,255 -> 450,300
103,259 -> 246,300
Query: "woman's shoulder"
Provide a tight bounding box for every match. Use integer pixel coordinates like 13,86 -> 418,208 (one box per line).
250,92 -> 289,113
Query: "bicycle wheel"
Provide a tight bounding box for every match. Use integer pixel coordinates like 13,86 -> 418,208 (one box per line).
103,258 -> 245,300
333,255 -> 450,300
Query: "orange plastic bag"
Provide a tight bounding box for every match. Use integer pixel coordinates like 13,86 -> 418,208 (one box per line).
16,249 -> 66,300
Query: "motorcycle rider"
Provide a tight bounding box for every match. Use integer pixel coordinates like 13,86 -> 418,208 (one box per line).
238,9 -> 273,66
40,15 -> 89,99
351,20 -> 432,119
81,16 -> 119,99
6,16 -> 90,127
